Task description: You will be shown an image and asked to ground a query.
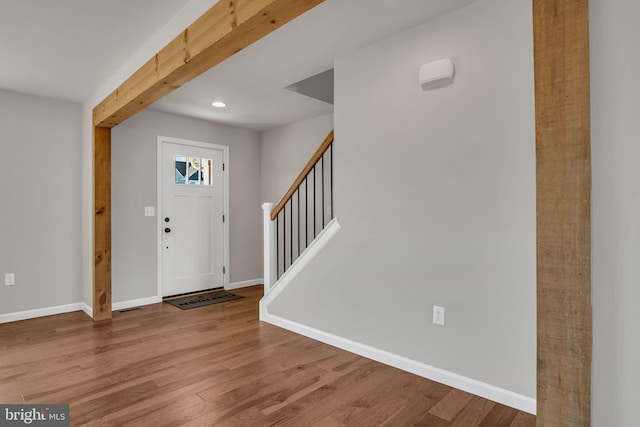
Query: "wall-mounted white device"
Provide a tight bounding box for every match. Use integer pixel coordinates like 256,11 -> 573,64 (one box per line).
419,58 -> 455,90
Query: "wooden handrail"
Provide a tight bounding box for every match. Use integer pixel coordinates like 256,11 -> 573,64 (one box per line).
271,130 -> 334,220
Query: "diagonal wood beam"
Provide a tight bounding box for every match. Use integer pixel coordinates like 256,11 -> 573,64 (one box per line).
533,0 -> 591,425
93,0 -> 324,128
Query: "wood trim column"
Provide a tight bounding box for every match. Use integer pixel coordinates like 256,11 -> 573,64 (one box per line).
533,0 -> 591,425
93,126 -> 112,321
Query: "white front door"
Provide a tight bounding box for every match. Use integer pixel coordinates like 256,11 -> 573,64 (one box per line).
160,138 -> 227,297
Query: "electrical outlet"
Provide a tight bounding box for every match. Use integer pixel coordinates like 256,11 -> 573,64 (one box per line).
433,305 -> 445,326
5,273 -> 15,286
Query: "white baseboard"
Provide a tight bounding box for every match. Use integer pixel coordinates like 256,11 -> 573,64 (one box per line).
226,279 -> 263,291
112,296 -> 162,311
0,303 -> 86,324
0,296 -> 164,324
81,303 -> 92,318
261,312 -> 536,415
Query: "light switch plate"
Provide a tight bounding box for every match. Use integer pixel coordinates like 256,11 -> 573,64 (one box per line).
145,206 -> 155,217
5,273 -> 15,286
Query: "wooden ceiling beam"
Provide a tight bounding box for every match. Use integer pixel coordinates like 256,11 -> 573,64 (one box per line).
92,0 -> 324,128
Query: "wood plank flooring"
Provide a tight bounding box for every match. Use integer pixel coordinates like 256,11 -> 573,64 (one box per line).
0,286 -> 535,426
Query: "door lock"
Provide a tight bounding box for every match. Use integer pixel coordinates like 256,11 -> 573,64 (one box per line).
164,227 -> 171,233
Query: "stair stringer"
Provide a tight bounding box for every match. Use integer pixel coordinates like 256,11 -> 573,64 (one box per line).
259,217 -> 341,320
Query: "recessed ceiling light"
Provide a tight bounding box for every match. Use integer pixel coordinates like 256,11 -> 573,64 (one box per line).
211,101 -> 226,108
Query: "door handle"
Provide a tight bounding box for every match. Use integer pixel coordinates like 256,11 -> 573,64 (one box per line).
165,217 -> 170,222
165,227 -> 171,233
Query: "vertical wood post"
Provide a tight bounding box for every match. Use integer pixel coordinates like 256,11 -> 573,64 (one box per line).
533,0 -> 592,425
262,203 -> 277,292
93,126 -> 112,321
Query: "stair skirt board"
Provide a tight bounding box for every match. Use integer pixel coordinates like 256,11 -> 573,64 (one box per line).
261,217 -> 341,309
261,312 -> 536,415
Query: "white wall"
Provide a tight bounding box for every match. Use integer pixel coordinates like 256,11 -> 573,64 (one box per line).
0,89 -> 82,314
260,113 -> 334,203
590,1 -> 640,425
269,0 -> 536,398
111,109 -> 262,302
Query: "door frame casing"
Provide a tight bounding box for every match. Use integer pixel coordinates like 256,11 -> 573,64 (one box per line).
156,136 -> 230,297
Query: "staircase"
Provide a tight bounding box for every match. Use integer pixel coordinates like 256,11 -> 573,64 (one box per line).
260,130 -> 341,314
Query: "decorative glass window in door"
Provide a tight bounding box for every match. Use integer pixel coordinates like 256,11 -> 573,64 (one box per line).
175,155 -> 213,186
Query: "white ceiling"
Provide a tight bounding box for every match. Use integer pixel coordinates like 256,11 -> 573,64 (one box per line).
0,0 -> 477,131
0,0 -> 188,102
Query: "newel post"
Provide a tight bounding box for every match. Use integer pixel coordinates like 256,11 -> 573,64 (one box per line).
262,203 -> 277,292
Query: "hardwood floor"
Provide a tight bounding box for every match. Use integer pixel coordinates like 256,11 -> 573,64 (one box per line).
0,286 -> 535,426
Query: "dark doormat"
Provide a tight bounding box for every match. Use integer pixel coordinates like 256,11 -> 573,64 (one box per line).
164,291 -> 244,310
